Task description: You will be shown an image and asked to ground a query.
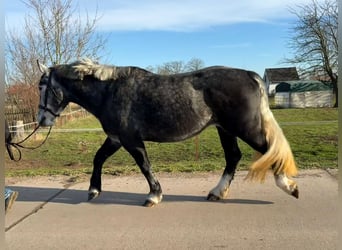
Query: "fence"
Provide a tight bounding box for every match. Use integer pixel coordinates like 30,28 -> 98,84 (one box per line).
5,106 -> 33,126
54,108 -> 90,126
7,108 -> 91,140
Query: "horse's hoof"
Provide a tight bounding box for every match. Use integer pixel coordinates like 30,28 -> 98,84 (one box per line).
88,188 -> 100,201
291,187 -> 299,199
143,193 -> 162,207
143,200 -> 156,207
207,193 -> 221,201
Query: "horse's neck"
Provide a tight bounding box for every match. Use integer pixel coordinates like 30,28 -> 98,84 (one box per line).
68,80 -> 106,118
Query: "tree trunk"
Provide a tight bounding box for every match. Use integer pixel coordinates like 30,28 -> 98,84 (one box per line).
333,89 -> 338,107
332,78 -> 338,107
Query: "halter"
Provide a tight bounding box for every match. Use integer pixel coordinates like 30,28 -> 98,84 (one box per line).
6,72 -> 61,161
38,104 -> 60,118
38,74 -> 62,118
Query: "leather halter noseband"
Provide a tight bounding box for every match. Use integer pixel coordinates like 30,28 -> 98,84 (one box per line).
38,73 -> 62,118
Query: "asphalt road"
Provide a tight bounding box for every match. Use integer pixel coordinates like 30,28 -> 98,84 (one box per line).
5,169 -> 338,250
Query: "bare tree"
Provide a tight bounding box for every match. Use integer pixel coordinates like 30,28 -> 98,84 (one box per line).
285,0 -> 338,107
6,0 -> 107,121
157,61 -> 186,75
185,58 -> 205,72
148,58 -> 205,75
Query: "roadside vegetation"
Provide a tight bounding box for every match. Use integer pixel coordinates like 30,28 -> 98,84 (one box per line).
5,108 -> 338,177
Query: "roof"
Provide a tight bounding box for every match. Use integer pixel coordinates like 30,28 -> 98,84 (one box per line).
264,67 -> 300,83
275,80 -> 333,93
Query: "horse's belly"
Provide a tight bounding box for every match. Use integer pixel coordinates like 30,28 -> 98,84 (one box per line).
135,86 -> 213,142
140,111 -> 213,142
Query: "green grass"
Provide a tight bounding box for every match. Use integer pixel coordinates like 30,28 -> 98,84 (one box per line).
5,108 -> 338,177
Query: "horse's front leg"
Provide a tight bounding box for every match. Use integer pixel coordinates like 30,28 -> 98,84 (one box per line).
120,136 -> 162,207
88,136 -> 121,201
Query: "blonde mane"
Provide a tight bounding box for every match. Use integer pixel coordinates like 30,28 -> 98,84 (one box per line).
54,58 -> 131,81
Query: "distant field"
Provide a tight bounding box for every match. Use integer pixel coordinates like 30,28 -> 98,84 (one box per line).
5,108 -> 338,177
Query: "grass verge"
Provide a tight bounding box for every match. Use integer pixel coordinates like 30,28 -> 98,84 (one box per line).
5,108 -> 338,177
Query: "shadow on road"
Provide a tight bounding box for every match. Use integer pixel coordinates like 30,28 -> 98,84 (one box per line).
9,186 -> 274,206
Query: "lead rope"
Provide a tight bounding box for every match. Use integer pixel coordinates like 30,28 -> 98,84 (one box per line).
6,125 -> 52,161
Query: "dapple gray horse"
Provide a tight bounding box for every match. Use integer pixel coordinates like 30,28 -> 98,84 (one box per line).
37,59 -> 298,207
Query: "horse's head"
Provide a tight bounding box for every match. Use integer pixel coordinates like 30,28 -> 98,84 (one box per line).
37,60 -> 68,127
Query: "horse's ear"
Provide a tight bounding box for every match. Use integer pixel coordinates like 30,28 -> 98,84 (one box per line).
37,60 -> 48,74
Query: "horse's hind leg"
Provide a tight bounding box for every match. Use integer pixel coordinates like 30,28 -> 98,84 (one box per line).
241,126 -> 299,198
274,174 -> 299,198
88,136 -> 122,201
207,128 -> 241,201
120,135 -> 162,207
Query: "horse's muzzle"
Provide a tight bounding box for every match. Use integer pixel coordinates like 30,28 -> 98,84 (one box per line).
37,113 -> 55,127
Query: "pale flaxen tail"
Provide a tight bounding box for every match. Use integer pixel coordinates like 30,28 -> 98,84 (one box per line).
246,76 -> 298,182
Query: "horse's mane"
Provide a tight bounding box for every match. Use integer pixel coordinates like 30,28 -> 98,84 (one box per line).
53,58 -> 133,81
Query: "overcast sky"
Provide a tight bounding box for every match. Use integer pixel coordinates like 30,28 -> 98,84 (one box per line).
5,0 -> 318,75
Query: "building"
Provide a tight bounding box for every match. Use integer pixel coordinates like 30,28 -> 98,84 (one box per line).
274,80 -> 334,108
263,67 -> 300,96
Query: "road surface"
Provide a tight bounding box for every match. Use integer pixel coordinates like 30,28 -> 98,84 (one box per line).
5,169 -> 338,249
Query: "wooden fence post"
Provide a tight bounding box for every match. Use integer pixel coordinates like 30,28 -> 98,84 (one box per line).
194,135 -> 200,161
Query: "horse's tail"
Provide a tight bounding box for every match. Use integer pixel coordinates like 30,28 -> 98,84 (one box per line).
246,74 -> 298,182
